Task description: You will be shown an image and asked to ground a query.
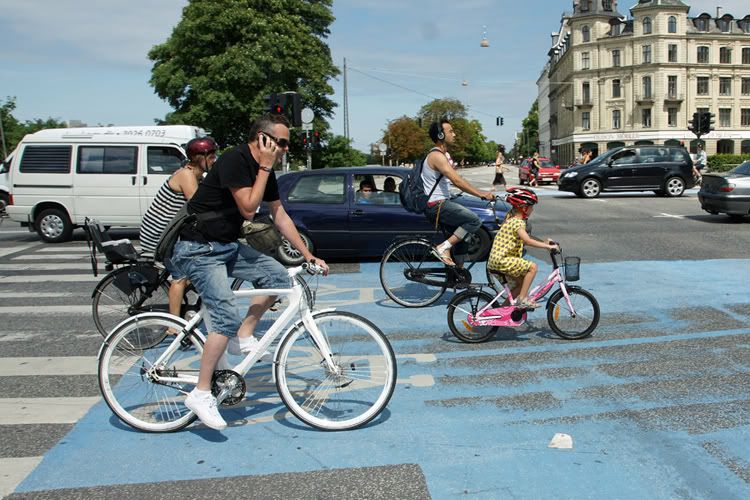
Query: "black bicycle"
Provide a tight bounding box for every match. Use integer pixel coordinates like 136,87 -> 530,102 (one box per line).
84,219 -> 311,337
379,196 -> 506,307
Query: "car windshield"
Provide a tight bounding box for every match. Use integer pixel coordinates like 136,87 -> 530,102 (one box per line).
730,161 -> 750,176
587,148 -> 621,164
540,160 -> 556,168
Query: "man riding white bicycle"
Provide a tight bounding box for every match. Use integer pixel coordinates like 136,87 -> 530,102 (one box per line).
423,120 -> 495,266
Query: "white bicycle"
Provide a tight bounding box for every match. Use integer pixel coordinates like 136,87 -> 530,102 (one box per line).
98,263 -> 397,433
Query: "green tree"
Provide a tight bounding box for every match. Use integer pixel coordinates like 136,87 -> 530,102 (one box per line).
1,97 -> 67,157
417,98 -> 467,124
382,116 -> 427,164
148,0 -> 339,147
318,134 -> 367,168
513,100 -> 539,158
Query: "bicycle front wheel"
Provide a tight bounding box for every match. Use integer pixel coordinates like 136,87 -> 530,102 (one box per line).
380,239 -> 447,307
98,313 -> 203,432
547,287 -> 600,340
447,290 -> 498,343
92,265 -> 174,337
275,311 -> 397,431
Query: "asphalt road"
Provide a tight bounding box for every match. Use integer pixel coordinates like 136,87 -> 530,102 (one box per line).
1,166 -> 749,499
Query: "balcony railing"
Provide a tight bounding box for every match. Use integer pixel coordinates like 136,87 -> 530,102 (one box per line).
664,93 -> 684,102
635,93 -> 655,104
575,98 -> 594,107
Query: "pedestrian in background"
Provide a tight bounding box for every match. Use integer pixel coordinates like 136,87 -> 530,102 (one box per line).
493,145 -> 507,189
581,149 -> 593,165
529,152 -> 541,187
692,143 -> 707,183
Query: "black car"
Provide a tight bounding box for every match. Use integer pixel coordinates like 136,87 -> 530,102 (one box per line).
557,146 -> 696,198
263,166 -> 509,265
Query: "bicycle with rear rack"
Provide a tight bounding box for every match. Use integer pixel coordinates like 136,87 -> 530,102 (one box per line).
83,218 -> 309,336
447,244 -> 600,342
98,262 -> 397,432
379,196 -> 507,307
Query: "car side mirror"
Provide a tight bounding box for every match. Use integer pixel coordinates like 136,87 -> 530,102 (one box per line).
606,158 -> 614,167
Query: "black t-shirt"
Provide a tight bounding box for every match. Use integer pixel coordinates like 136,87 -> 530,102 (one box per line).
184,144 -> 280,243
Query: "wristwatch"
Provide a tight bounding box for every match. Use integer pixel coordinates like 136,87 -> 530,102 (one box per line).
259,166 -> 273,173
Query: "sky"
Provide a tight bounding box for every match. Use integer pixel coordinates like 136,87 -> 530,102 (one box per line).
1,0 -> 748,153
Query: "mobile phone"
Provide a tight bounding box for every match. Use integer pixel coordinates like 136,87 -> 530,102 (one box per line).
259,133 -> 268,147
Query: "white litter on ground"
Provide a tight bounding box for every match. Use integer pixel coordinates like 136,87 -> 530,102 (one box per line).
548,433 -> 573,449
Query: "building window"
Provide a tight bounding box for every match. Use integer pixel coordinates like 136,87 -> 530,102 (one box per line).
643,17 -> 652,35
668,16 -> 677,33
719,108 -> 731,127
719,77 -> 732,96
642,45 -> 652,64
611,23 -> 621,36
612,49 -> 621,67
668,44 -> 678,62
697,76 -> 709,95
613,110 -> 621,129
720,47 -> 732,64
582,82 -> 591,102
743,77 -> 750,95
642,76 -> 652,98
741,18 -> 750,33
642,109 -> 652,128
695,17 -> 709,32
582,51 -> 590,69
582,25 -> 590,43
602,0 -> 612,11
580,0 -> 590,12
667,76 -> 677,98
668,108 -> 678,127
743,47 -> 750,64
612,79 -> 621,98
742,109 -> 750,127
718,18 -> 731,33
697,46 -> 709,63
582,111 -> 591,130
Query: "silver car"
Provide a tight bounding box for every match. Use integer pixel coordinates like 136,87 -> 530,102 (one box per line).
698,161 -> 750,220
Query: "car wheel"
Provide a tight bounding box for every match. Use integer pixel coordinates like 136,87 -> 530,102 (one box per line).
36,208 -> 74,243
0,191 -> 9,213
664,177 -> 685,197
580,178 -> 601,198
465,228 -> 492,262
276,231 -> 313,266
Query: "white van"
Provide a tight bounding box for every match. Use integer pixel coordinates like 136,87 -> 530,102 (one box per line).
5,125 -> 207,242
0,156 -> 10,213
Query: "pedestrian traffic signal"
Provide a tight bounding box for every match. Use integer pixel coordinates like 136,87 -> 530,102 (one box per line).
700,112 -> 715,136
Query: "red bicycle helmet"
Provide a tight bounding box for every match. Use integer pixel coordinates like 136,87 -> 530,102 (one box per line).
185,137 -> 218,159
505,187 -> 538,208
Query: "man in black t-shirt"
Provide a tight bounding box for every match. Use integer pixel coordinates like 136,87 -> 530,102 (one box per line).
173,114 -> 329,431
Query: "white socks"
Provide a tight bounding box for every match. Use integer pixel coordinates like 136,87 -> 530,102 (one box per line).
437,241 -> 453,253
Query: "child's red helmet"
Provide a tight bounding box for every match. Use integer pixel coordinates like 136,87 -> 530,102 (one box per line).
505,187 -> 538,208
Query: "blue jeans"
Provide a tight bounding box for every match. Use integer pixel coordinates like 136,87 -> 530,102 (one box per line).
172,239 -> 290,337
424,199 -> 482,256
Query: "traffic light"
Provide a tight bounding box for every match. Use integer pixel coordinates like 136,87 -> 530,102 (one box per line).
302,131 -> 309,149
496,116 -> 504,126
700,111 -> 715,136
688,112 -> 701,136
501,117 -> 504,126
261,92 -> 302,127
311,130 -> 321,149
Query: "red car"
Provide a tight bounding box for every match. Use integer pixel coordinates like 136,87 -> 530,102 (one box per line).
518,157 -> 561,185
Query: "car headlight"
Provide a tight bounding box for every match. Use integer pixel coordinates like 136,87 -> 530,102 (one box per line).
563,172 -> 578,178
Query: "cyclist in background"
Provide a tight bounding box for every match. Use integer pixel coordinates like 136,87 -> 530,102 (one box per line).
139,137 -> 218,320
423,120 -> 494,266
487,187 -> 558,309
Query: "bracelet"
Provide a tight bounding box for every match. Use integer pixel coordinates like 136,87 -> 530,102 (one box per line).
259,166 -> 273,173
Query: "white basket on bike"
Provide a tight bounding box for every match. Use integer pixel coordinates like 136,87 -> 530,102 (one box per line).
564,256 -> 581,282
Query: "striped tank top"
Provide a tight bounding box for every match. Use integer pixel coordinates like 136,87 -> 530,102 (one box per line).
139,179 -> 187,254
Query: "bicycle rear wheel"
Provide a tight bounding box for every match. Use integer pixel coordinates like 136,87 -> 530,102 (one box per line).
380,239 -> 447,307
447,290 -> 498,343
275,311 -> 397,430
92,264 -> 179,337
547,287 -> 599,340
98,313 -> 203,432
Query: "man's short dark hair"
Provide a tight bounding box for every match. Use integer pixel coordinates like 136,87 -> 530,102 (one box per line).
249,114 -> 291,140
428,119 -> 450,143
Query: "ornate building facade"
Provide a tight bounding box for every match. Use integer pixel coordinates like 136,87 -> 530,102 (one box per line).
543,0 -> 750,165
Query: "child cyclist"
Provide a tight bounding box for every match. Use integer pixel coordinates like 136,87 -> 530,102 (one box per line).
487,187 -> 559,309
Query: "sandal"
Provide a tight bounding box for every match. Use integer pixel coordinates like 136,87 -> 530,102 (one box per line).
517,298 -> 540,309
433,249 -> 456,267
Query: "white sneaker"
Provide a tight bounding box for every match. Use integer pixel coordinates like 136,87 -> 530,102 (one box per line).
227,336 -> 269,358
184,389 -> 227,430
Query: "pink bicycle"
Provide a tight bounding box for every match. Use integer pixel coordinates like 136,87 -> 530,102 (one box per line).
447,245 -> 599,342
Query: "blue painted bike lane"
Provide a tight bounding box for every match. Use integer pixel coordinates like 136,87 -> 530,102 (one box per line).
15,258 -> 750,498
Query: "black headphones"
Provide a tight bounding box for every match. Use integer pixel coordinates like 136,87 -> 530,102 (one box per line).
429,122 -> 445,142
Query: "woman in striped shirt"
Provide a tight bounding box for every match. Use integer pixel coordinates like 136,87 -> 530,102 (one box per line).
140,137 -> 218,319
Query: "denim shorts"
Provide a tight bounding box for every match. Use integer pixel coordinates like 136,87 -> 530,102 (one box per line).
172,239 -> 290,337
164,256 -> 187,281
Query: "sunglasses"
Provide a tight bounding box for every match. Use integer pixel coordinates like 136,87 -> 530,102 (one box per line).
264,133 -> 290,149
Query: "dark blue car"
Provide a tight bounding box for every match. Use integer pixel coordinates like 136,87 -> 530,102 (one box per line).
263,166 -> 508,265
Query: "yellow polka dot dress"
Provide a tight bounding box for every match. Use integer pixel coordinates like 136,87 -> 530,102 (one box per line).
487,217 -> 533,278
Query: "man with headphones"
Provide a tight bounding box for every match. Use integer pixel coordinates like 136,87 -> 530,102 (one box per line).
423,120 -> 495,266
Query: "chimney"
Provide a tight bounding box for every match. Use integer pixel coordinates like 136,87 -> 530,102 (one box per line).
716,7 -> 723,18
